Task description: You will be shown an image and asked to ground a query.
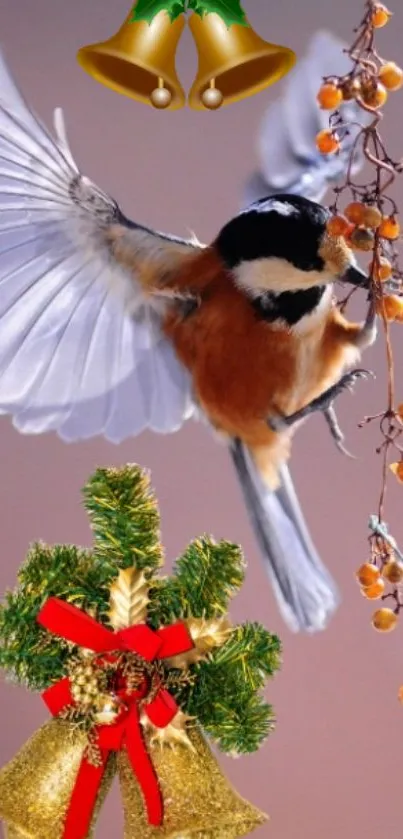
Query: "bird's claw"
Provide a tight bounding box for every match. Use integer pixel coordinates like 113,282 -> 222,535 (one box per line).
323,407 -> 356,459
335,440 -> 356,459
306,369 -> 375,415
324,368 -> 375,406
267,368 -> 374,456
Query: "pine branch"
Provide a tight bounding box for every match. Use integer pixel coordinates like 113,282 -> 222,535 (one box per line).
83,466 -> 163,573
0,543 -> 114,690
186,658 -> 276,753
212,623 -> 282,685
178,622 -> 281,753
148,537 -> 245,626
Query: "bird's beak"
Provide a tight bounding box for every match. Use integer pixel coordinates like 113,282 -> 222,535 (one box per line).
341,264 -> 369,287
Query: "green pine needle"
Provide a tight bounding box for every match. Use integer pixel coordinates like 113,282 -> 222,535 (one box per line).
0,464 -> 281,756
148,536 -> 245,626
83,466 -> 164,573
183,622 -> 280,753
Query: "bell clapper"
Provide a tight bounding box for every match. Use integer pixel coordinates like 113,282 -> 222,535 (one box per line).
201,78 -> 224,110
150,76 -> 172,109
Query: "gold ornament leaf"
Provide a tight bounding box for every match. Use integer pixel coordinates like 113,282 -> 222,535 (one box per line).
140,709 -> 196,751
166,616 -> 233,669
108,568 -> 150,630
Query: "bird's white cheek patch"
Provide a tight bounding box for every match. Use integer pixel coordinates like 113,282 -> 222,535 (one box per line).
291,285 -> 333,335
233,257 -> 335,296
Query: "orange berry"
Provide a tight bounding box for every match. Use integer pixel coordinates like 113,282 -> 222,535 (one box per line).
372,607 -> 398,632
379,215 -> 400,240
371,4 -> 392,27
379,61 -> 403,91
397,403 -> 403,420
316,129 -> 340,155
374,257 -> 393,281
398,686 -> 403,704
317,82 -> 343,110
341,78 -> 361,101
376,294 -> 403,321
326,215 -> 351,237
389,461 -> 403,482
361,578 -> 385,599
345,202 -> 367,225
383,559 -> 403,583
356,563 -> 381,587
350,227 -> 375,251
361,81 -> 388,109
362,206 -> 382,228
342,227 -> 356,248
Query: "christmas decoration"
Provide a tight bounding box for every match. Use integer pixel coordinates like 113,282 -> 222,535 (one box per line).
0,464 -> 281,838
131,0 -> 248,28
77,8 -> 187,111
77,0 -> 296,110
186,9 -> 295,111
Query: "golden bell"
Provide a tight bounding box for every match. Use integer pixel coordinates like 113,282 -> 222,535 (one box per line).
3,825 -> 25,838
77,7 -> 186,110
187,12 -> 296,110
119,724 -> 268,838
0,719 -> 268,839
0,720 -> 115,839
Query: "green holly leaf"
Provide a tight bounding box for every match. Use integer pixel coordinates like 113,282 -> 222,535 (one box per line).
131,0 -> 186,23
188,0 -> 248,27
170,1 -> 186,18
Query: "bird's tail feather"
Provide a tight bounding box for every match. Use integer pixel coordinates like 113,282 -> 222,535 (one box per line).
229,438 -> 340,633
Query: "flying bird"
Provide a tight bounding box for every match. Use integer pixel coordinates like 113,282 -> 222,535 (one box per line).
0,35 -> 376,633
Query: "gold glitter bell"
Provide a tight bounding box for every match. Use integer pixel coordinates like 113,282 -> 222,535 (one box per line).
119,725 -> 267,838
77,4 -> 186,110
0,720 -> 115,839
0,719 -> 267,839
3,826 -> 23,838
187,11 -> 296,110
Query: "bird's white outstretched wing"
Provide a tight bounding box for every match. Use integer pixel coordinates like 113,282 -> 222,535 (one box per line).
243,31 -> 369,207
0,51 -> 204,441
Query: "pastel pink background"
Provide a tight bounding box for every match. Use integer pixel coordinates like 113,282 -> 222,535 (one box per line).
1,0 -> 403,837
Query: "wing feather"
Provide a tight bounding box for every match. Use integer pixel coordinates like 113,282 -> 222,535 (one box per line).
243,30 -> 371,206
0,51 -> 201,440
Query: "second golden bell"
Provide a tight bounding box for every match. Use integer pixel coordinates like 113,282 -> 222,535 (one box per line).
77,6 -> 297,111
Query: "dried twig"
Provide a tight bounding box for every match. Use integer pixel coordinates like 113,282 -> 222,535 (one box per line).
316,2 -> 403,637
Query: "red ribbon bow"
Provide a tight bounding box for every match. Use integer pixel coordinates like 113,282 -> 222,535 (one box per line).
37,597 -> 194,839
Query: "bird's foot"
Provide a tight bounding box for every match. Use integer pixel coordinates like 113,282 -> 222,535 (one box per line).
323,406 -> 355,459
267,368 -> 375,456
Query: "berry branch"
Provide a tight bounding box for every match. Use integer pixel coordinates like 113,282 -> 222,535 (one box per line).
315,2 -> 403,643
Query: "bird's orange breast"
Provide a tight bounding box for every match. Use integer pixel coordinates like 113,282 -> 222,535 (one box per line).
162,264 -> 299,443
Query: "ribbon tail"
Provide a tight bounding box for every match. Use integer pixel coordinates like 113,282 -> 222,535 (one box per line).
124,705 -> 163,827
62,751 -> 109,839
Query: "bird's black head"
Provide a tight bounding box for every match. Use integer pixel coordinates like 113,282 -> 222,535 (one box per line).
214,194 -> 367,296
